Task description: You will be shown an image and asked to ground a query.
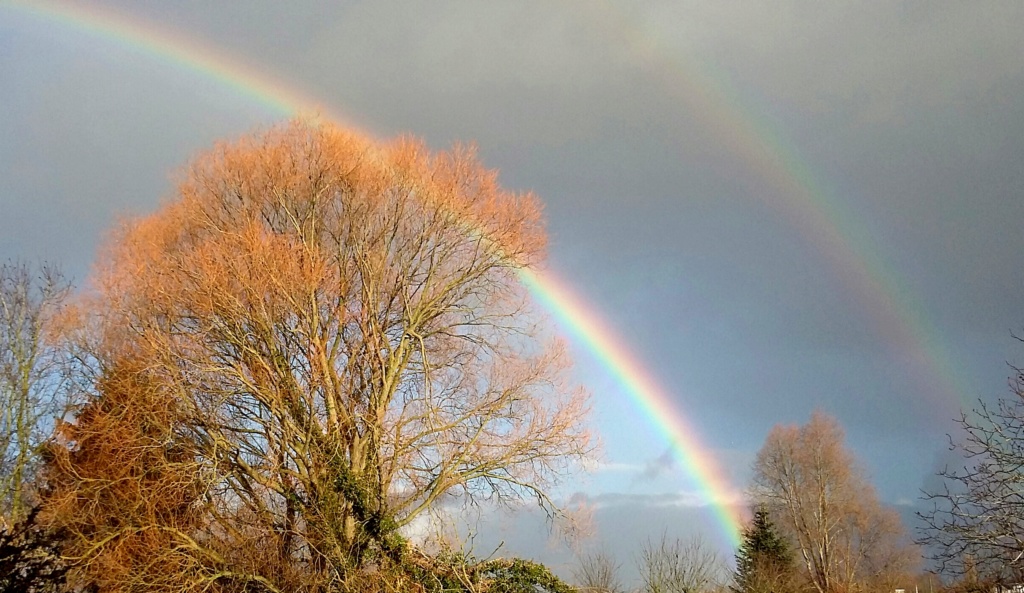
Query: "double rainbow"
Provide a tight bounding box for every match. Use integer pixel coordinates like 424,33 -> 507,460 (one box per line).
8,0 -> 973,551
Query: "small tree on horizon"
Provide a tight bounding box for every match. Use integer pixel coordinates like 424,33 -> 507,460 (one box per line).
637,533 -> 726,593
732,504 -> 795,593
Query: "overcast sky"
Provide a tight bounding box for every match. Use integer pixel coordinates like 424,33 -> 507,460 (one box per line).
3,0 -> 1024,583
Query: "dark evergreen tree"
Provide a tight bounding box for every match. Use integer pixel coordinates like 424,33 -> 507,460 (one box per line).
733,505 -> 795,593
0,508 -> 67,593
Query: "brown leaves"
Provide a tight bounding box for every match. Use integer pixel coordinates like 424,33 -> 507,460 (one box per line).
751,411 -> 918,593
42,357 -> 215,593
42,120 -> 592,591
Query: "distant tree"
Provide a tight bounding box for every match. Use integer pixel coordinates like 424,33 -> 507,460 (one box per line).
574,549 -> 625,593
919,351 -> 1024,584
751,411 -> 919,593
732,504 -> 795,593
637,533 -> 726,593
41,120 -> 594,592
0,261 -> 70,526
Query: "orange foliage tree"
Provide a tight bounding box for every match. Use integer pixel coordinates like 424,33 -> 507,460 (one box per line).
750,411 -> 919,593
42,121 -> 593,591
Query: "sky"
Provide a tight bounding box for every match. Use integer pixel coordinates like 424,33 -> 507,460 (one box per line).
3,0 -> 1024,583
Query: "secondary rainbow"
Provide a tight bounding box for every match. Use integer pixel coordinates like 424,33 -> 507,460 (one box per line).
7,0 -> 749,547
581,1 -> 973,415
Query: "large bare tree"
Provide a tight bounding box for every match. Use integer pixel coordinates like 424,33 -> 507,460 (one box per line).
42,121 -> 593,592
750,411 -> 918,593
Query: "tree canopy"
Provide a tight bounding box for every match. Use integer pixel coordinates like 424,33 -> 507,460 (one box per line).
0,261 -> 69,526
40,120 -> 594,592
750,411 -> 918,593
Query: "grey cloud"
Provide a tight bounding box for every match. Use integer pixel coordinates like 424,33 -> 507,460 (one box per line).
636,446 -> 679,483
572,490 -> 746,511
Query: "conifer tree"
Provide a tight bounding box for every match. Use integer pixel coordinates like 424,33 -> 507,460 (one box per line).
733,505 -> 794,593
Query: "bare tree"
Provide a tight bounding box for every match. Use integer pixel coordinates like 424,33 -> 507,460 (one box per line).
637,534 -> 726,593
919,356 -> 1024,583
0,261 -> 69,525
574,549 -> 625,593
751,411 -> 918,593
42,120 -> 594,591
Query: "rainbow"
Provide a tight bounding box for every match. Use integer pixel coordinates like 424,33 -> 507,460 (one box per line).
519,269 -> 747,544
7,0 -> 752,548
579,1 -> 973,415
10,0 -> 973,552
6,0 -> 357,131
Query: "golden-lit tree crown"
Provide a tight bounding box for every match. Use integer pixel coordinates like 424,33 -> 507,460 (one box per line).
42,120 -> 593,592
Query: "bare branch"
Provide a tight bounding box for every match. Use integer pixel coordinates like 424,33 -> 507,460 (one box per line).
919,363 -> 1024,584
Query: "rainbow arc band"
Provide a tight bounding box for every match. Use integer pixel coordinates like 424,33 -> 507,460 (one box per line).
12,0 -> 976,550
11,0 -> 749,549
519,268 -> 746,546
